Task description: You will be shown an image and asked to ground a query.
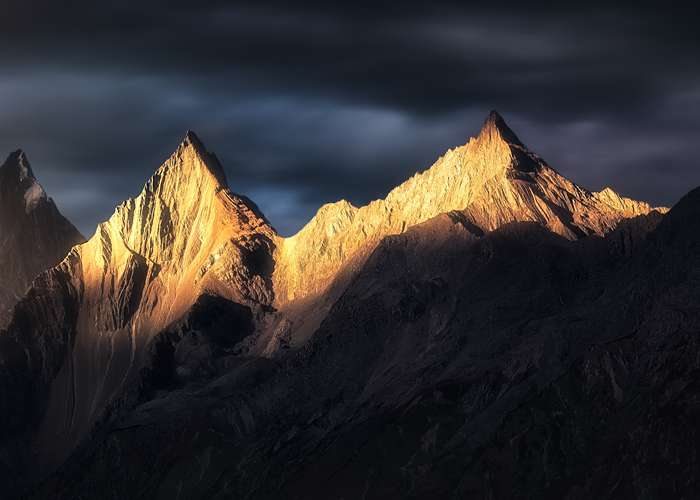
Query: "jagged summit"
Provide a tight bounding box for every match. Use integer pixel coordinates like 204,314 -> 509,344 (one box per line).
180,129 -> 209,161
160,130 -> 228,187
0,150 -> 36,182
273,112 -> 664,305
1,132 -> 278,467
0,123 -> 695,500
478,110 -> 525,148
0,123 -> 676,497
183,129 -> 201,145
0,150 -> 83,327
1,150 -> 38,188
98,132 -> 273,267
0,150 -> 49,213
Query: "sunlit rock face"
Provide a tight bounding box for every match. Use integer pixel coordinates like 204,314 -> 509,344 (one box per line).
0,151 -> 84,327
273,111 -> 663,306
0,133 -> 276,478
265,112 -> 665,351
0,112 -> 668,498
74,131 -> 276,332
31,187 -> 699,500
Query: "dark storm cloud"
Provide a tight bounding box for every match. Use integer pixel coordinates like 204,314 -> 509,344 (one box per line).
1,1 -> 699,235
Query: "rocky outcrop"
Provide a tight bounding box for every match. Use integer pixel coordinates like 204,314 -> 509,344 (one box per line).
0,151 -> 84,326
29,184 -> 700,500
0,133 -> 276,491
267,112 -> 664,350
272,112 -> 663,307
0,112 -> 674,499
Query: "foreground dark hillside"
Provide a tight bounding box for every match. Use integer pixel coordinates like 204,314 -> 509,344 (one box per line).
0,116 -> 690,499
28,189 -> 700,499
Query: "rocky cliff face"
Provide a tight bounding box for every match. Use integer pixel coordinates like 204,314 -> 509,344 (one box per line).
0,151 -> 84,326
0,133 -> 276,491
29,186 -> 699,500
266,112 -> 663,350
272,112 -> 661,307
0,113 -> 676,499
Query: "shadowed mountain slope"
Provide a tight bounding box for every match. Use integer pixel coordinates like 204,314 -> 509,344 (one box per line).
0,113 -> 673,499
267,111 -> 663,350
274,112 -> 661,305
29,185 -> 699,500
0,151 -> 84,326
0,133 -> 276,494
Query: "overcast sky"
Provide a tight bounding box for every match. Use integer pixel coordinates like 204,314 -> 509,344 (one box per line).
1,2 -> 699,236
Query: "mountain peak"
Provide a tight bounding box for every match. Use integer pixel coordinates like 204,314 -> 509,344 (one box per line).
161,130 -> 228,187
0,150 -> 36,183
182,129 -> 204,151
0,150 -> 48,213
478,110 -> 525,148
0,149 -> 83,326
276,111 -> 662,305
102,131 -> 273,269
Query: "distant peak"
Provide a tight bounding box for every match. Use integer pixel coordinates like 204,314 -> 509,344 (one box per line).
478,110 -> 525,148
183,130 -> 204,150
1,149 -> 36,182
486,110 -> 505,124
170,130 -> 228,186
0,150 -> 49,213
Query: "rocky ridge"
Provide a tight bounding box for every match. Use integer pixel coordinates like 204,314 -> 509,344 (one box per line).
266,112 -> 664,349
0,132 -> 276,486
0,112 -> 672,498
0,151 -> 84,326
272,112 -> 662,306
31,186 -> 699,500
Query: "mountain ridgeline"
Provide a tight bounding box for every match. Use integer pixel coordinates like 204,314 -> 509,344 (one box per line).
3,112 -> 699,499
0,151 -> 84,327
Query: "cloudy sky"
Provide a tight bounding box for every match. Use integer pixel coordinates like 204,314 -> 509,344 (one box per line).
1,2 -> 699,236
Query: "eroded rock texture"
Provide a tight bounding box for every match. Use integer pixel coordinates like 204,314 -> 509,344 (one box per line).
0,112 -> 687,500
273,112 -> 661,306
269,112 -> 664,349
0,151 -> 84,326
29,189 -> 699,500
0,133 -> 276,494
